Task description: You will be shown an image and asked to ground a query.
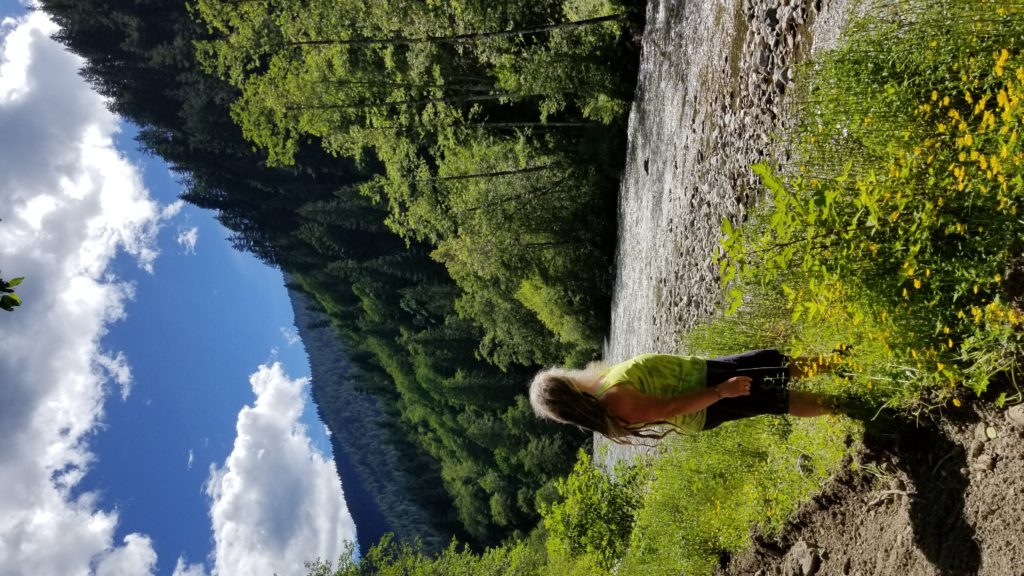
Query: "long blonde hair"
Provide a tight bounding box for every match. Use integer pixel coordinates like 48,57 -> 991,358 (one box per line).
529,363 -> 673,444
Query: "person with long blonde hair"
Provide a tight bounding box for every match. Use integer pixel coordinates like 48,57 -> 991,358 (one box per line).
529,349 -> 837,443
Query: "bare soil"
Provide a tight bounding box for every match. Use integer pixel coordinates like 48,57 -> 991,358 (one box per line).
717,403 -> 1024,576
603,0 -> 1024,573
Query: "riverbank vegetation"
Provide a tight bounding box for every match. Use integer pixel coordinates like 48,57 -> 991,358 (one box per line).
307,0 -> 1024,573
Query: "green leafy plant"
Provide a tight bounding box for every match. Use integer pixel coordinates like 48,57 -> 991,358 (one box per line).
1,273 -> 25,312
718,0 -> 1024,407
540,450 -> 650,574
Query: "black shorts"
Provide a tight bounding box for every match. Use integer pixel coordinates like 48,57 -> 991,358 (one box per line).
703,349 -> 791,430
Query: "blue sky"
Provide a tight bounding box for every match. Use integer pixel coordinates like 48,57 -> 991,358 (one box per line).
0,5 -> 355,575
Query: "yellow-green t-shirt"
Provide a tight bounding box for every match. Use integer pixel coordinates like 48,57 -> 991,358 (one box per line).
596,353 -> 708,433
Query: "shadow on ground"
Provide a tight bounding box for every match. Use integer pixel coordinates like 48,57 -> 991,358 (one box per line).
862,411 -> 982,576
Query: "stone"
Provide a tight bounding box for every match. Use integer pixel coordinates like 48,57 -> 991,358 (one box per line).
973,454 -> 995,472
986,425 -> 998,439
1007,404 -> 1024,427
786,540 -> 821,576
969,440 -> 984,458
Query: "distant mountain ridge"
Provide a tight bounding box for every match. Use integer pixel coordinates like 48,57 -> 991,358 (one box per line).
288,286 -> 454,552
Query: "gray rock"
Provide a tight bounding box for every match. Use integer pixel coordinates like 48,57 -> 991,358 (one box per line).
786,540 -> 821,576
969,440 -> 984,458
1007,404 -> 1024,427
973,454 -> 995,472
974,422 -> 990,442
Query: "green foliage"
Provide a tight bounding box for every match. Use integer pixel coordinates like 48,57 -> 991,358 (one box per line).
516,277 -> 597,351
719,0 -> 1024,407
192,0 -> 631,366
1,220 -> 25,313
0,274 -> 24,312
618,418 -> 853,576
306,535 -> 542,576
541,451 -> 650,574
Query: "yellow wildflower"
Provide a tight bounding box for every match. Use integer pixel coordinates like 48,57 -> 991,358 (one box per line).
975,95 -> 989,116
913,278 -> 922,289
994,48 -> 1009,76
953,398 -> 962,407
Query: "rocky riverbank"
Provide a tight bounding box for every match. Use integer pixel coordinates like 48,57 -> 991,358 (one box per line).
600,0 -> 855,465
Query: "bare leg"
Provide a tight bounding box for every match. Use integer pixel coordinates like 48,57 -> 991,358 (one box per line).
789,391 -> 836,417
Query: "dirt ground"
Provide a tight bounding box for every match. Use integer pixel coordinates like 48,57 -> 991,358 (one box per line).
604,0 -> 1024,573
716,402 -> 1024,576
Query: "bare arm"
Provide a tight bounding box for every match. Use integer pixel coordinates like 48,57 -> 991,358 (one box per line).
600,376 -> 752,424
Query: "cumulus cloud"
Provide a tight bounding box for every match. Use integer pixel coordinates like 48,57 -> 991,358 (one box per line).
94,534 -> 159,576
206,362 -> 356,576
172,556 -> 208,576
0,11 -> 169,575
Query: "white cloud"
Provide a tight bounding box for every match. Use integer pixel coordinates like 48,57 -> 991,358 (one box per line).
280,326 -> 301,346
206,362 -> 356,576
187,449 -> 195,471
0,12 -> 171,575
94,534 -> 158,576
171,556 -> 208,576
176,225 -> 198,255
95,349 -> 134,401
162,199 -> 185,220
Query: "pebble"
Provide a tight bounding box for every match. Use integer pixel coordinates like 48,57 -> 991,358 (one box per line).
786,540 -> 821,576
969,440 -> 984,458
973,454 -> 995,472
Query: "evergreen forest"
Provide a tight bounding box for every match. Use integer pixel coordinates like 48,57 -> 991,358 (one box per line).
39,0 -> 644,549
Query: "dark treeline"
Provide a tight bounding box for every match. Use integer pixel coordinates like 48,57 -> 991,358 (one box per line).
289,286 -> 452,552
41,0 -> 641,548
